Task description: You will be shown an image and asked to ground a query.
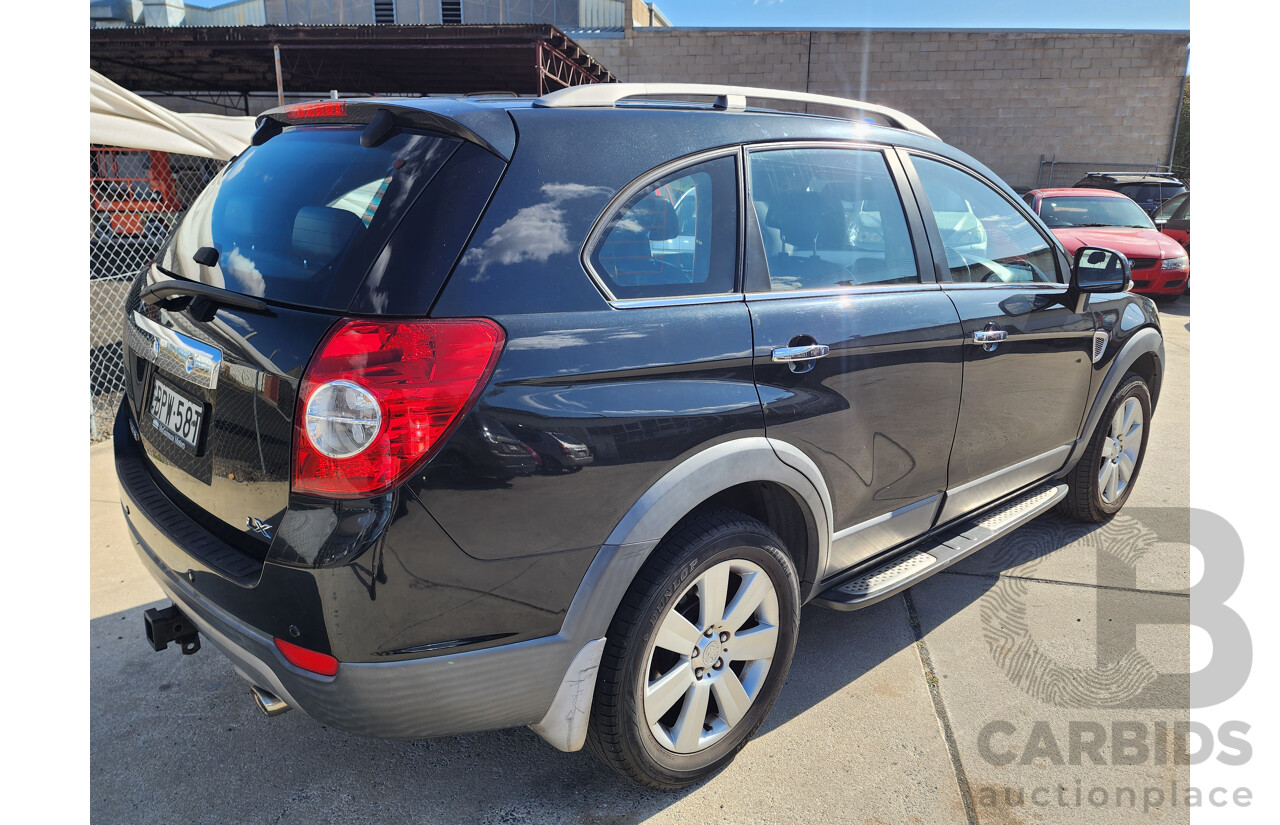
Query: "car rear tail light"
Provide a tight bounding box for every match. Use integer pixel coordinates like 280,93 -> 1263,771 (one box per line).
274,638 -> 340,677
292,317 -> 505,499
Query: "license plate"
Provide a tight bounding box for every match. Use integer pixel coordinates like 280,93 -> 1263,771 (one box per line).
149,378 -> 204,450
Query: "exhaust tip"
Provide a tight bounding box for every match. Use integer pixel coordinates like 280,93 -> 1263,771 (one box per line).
250,685 -> 291,717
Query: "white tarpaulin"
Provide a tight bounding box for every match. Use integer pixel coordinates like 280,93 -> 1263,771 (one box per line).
90,69 -> 256,161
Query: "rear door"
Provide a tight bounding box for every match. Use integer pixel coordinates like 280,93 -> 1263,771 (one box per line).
744,144 -> 965,576
900,151 -> 1094,522
122,119 -> 504,557
1162,196 -> 1191,252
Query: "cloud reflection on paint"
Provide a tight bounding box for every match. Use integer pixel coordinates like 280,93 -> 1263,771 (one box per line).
461,183 -> 611,280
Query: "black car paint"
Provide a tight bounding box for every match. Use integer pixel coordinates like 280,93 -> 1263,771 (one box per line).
117,100 -> 1161,674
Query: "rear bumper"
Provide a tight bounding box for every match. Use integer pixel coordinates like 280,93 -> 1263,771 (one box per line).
115,401 -> 585,739
123,509 -> 584,738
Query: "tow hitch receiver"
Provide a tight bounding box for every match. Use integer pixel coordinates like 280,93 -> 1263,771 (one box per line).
144,604 -> 201,655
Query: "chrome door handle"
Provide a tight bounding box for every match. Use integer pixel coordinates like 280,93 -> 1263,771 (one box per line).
771,344 -> 830,362
973,328 -> 1007,352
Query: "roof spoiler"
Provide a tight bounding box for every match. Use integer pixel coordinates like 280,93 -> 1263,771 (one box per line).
255,99 -> 517,160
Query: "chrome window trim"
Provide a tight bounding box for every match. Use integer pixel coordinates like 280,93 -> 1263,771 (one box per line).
747,282 -> 941,302
744,137 -> 894,155
581,146 -> 743,308
610,293 -> 745,310
938,282 -> 1067,291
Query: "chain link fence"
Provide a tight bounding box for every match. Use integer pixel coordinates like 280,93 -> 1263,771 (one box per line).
90,147 -> 223,440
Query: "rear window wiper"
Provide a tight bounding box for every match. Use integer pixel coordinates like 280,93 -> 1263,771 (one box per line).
142,270 -> 270,320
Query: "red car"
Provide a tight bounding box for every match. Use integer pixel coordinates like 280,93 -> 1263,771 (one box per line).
1023,187 -> 1189,298
1154,191 -> 1191,254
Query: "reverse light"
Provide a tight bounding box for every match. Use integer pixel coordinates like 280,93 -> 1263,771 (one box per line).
1161,256 -> 1189,271
293,317 -> 506,499
305,380 -> 381,458
274,638 -> 339,677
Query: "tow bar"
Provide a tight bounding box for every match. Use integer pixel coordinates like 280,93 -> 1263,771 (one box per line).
143,603 -> 201,655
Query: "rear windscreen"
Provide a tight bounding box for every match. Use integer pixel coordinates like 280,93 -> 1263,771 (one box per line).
158,126 -> 459,311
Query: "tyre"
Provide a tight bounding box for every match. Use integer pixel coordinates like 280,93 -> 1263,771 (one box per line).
586,509 -> 801,789
1060,372 -> 1152,522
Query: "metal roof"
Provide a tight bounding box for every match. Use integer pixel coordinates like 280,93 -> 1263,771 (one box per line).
89,24 -> 616,96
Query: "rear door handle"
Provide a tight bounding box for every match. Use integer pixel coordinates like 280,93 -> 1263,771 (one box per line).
973,328 -> 1007,352
771,344 -> 830,362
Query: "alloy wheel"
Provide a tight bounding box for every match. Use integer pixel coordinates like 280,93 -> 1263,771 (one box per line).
642,559 -> 781,754
1098,396 -> 1143,505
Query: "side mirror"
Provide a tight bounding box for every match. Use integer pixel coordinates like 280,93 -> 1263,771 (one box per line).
1071,246 -> 1130,293
1154,218 -> 1168,230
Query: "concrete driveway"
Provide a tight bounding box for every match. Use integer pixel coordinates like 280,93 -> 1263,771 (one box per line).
90,298 -> 1191,824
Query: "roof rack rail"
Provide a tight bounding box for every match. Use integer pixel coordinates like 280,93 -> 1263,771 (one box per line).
1083,171 -> 1180,179
533,83 -> 938,140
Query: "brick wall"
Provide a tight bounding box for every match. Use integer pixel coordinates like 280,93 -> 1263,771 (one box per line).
577,28 -> 1190,189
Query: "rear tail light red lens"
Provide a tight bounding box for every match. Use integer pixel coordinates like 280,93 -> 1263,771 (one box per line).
274,638 -> 340,677
292,317 -> 505,499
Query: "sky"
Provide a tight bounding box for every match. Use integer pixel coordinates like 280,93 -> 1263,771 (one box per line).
177,0 -> 1190,30
652,0 -> 1189,30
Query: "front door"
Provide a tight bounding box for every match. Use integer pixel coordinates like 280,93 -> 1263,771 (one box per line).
743,144 -> 965,576
902,152 -> 1095,522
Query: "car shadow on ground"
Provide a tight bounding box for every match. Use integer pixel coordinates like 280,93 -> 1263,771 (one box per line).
1155,293 -> 1190,319
89,512 -> 1110,823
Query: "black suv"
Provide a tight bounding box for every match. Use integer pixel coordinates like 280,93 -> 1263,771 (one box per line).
116,84 -> 1164,789
1071,172 -> 1187,214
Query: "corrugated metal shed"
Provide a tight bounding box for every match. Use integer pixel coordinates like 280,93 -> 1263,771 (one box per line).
89,24 -> 617,96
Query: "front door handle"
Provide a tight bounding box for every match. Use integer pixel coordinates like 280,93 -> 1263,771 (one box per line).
973,327 -> 1008,352
771,344 -> 831,363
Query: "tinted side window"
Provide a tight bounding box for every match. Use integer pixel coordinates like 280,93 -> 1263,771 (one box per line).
748,148 -> 918,291
913,157 -> 1059,285
1152,192 -> 1187,221
589,156 -> 737,300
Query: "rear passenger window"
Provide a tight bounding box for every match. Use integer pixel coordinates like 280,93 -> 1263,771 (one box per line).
589,156 -> 737,301
747,148 -> 918,291
912,156 -> 1059,285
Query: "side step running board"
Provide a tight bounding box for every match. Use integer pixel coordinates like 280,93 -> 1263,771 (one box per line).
812,484 -> 1067,611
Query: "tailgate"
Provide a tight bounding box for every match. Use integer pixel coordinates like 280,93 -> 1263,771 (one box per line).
122,275 -> 337,556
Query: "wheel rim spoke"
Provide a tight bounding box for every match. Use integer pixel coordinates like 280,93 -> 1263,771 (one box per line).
711,668 -> 752,728
1117,451 -> 1136,484
697,563 -> 730,630
645,661 -> 695,725
729,624 -> 778,663
1098,459 -> 1115,499
721,571 -> 769,633
654,609 -> 702,655
1111,408 -> 1125,439
671,680 -> 711,752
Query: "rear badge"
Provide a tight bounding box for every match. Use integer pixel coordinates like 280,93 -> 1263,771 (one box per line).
246,517 -> 274,540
